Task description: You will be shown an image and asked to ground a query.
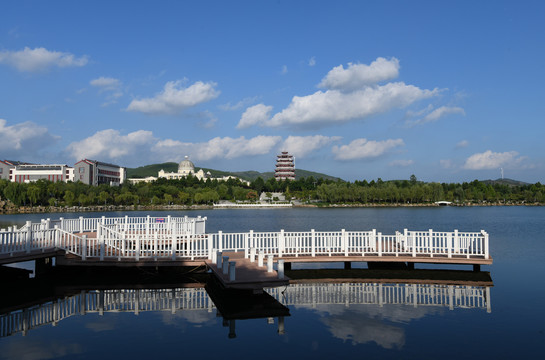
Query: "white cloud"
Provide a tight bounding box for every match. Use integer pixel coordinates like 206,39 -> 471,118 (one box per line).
280,135 -> 342,158
127,80 -> 219,115
319,57 -> 400,91
67,130 -> 284,165
309,56 -> 316,67
91,77 -> 123,106
0,119 -> 59,157
219,96 -> 258,111
66,129 -> 156,161
237,104 -> 273,129
281,65 -> 288,75
0,47 -> 88,72
332,138 -> 404,161
389,159 -> 414,167
406,106 -> 465,127
90,77 -> 121,91
440,159 -> 454,169
456,140 -> 469,148
463,150 -> 524,170
266,83 -> 437,128
153,135 -> 282,161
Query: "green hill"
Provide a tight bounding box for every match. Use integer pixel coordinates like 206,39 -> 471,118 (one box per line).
482,178 -> 530,187
126,163 -> 340,182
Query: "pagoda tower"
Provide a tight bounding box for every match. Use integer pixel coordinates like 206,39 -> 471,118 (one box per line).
274,151 -> 295,181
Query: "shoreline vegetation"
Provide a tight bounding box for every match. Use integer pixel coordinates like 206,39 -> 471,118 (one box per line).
1,201 -> 542,216
1,175 -> 544,215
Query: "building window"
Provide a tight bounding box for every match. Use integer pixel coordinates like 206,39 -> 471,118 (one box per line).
79,167 -> 85,173
0,168 -> 3,174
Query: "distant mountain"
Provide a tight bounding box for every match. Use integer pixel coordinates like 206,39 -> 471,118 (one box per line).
482,178 -> 530,187
126,163 -> 341,182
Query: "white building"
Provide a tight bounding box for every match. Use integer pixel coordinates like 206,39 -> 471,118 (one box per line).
74,159 -> 126,186
9,164 -> 74,183
128,156 -> 250,185
158,157 -> 208,180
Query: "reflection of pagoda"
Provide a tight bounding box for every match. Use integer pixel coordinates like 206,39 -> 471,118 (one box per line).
274,151 -> 295,181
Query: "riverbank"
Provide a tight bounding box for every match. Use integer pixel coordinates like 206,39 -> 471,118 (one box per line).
1,201 -> 542,215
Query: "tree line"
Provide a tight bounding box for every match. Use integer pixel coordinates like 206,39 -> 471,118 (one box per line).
1,174 -> 544,209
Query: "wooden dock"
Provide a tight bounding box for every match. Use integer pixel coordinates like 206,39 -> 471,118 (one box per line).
205,251 -> 289,290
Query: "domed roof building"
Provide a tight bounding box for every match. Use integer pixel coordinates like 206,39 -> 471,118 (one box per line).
129,156 -> 250,185
158,156 -> 206,180
178,157 -> 196,174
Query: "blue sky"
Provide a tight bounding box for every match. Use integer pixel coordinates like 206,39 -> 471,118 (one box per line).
1,0 -> 544,183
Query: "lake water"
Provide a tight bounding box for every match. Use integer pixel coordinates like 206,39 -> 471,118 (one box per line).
1,207 -> 544,359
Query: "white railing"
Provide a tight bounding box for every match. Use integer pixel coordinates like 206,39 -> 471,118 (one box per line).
0,282 -> 491,338
207,228 -> 489,260
1,219 -> 489,263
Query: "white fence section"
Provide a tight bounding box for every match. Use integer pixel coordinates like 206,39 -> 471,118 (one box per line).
0,282 -> 491,338
208,228 -> 489,260
1,215 -> 489,263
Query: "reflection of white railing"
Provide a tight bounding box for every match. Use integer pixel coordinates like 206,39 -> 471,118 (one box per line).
1,216 -> 489,262
0,282 -> 491,338
268,283 -> 491,313
0,288 -> 214,338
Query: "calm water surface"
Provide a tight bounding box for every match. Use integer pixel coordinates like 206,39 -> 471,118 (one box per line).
1,207 -> 544,359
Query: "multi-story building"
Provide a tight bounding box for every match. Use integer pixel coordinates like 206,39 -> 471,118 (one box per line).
274,151 -> 295,181
74,159 -> 126,186
9,164 -> 74,183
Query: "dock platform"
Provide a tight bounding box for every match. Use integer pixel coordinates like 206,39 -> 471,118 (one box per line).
205,252 -> 289,290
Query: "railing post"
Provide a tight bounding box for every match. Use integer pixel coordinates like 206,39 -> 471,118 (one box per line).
249,230 -> 253,253
429,229 -> 433,257
279,229 -> 284,258
447,232 -> 452,258
125,215 -> 129,232
54,225 -> 59,249
25,221 -> 32,254
122,231 -> 126,258
135,235 -> 140,261
258,250 -> 264,267
222,256 -> 229,275
79,216 -> 84,233
412,232 -> 417,257
267,255 -> 273,272
81,235 -> 87,261
146,215 -> 150,241
59,217 -> 64,231
377,232 -> 382,256
244,233 -> 249,258
250,248 -> 256,262
173,223 -> 178,261
454,229 -> 459,255
403,228 -> 408,254
217,251 -> 223,269
483,230 -> 489,260
100,230 -> 105,261
229,261 -> 236,281
311,229 -> 315,257
218,231 -> 223,252
342,229 -> 348,256
278,259 -> 285,279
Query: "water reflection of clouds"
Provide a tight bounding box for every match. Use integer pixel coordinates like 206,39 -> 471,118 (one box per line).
0,339 -> 83,360
295,304 -> 443,349
160,309 -> 217,327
